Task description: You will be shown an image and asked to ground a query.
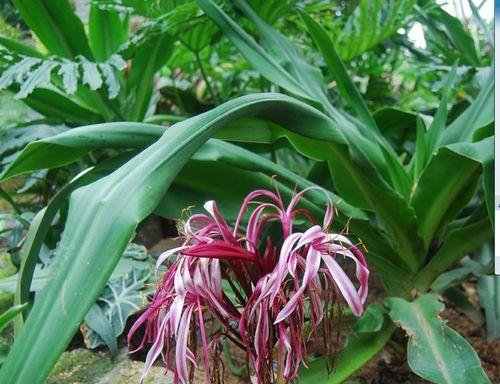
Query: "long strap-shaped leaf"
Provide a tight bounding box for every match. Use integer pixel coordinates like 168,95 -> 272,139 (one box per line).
13,153 -> 137,336
0,93 -> 347,384
298,9 -> 377,133
12,0 -> 93,59
1,122 -> 165,179
411,136 -> 493,250
438,68 -> 493,145
196,0 -> 319,103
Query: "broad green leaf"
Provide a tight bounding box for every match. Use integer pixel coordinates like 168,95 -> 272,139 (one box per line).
1,122 -> 164,180
83,304 -> 118,356
89,5 -> 127,62
411,137 -> 493,249
12,0 -> 93,59
22,88 -> 101,124
203,0 -> 421,268
0,304 -> 27,333
194,140 -> 365,219
84,268 -> 150,352
387,294 -> 490,384
415,215 -> 492,291
0,93 -> 359,384
11,155 -> 136,334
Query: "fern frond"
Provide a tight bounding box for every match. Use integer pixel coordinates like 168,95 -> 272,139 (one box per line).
0,51 -> 125,99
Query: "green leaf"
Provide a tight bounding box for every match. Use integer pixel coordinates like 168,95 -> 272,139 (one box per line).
299,314 -> 395,383
421,5 -> 480,66
89,5 -> 127,62
439,68 -> 493,145
415,215 -> 492,291
298,9 -> 377,131
0,93 -> 357,384
411,137 -> 492,249
84,268 -> 150,353
0,35 -> 44,58
22,88 -> 101,124
11,155 -> 136,335
425,62 -> 457,157
207,1 -> 419,265
12,0 -> 93,59
1,122 -> 164,180
333,0 -> 418,61
83,304 -> 118,356
15,60 -> 58,99
413,115 -> 427,180
0,304 -> 27,333
197,0 -> 316,102
127,34 -> 174,121
387,294 -> 490,384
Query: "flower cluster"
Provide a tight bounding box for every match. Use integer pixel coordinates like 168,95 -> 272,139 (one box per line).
128,188 -> 369,383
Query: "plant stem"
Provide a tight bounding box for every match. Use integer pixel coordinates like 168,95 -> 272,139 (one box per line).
195,51 -> 219,105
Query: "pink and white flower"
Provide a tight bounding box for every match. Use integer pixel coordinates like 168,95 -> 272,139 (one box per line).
128,187 -> 369,383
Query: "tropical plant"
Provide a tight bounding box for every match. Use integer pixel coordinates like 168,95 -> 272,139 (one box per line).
0,0 -> 494,383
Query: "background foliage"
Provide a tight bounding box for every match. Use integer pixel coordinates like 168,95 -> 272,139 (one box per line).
0,0 -> 495,383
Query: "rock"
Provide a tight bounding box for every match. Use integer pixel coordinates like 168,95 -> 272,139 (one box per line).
47,348 -> 171,384
0,251 -> 16,279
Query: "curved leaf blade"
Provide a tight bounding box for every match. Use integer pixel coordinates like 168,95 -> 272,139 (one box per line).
387,294 -> 490,384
